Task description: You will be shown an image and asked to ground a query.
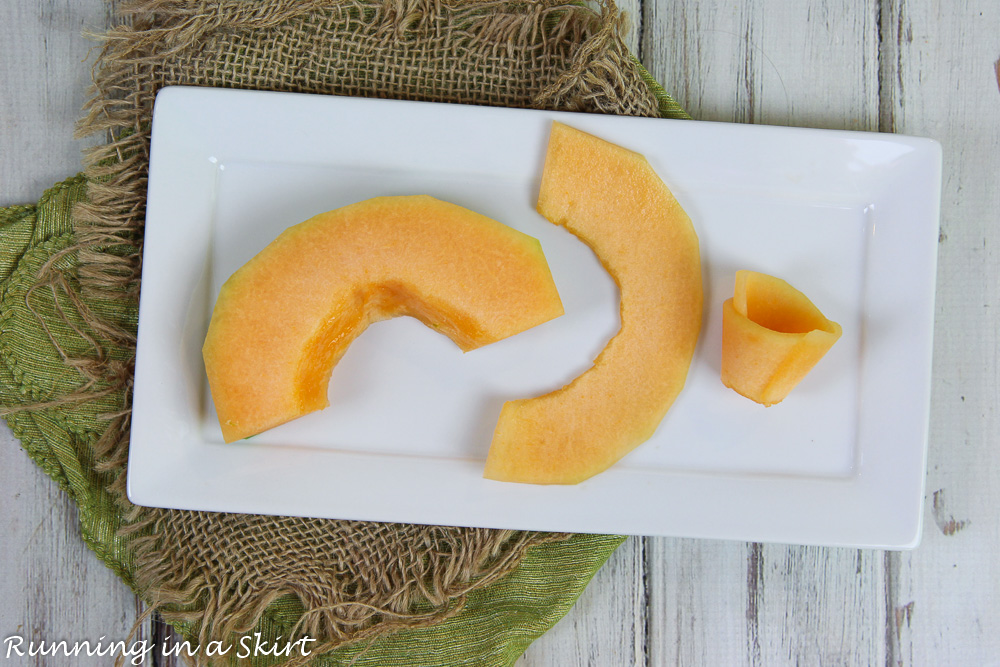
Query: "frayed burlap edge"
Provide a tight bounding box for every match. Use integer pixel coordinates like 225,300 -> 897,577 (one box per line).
16,0 -> 666,663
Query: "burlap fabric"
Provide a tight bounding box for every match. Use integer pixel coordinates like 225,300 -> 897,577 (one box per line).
2,0 -> 687,664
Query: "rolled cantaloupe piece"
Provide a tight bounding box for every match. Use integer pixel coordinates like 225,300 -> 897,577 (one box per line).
203,195 -> 564,443
721,270 -> 842,406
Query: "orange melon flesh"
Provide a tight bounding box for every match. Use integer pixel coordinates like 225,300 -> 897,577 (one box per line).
721,270 -> 842,406
203,195 -> 564,443
483,122 -> 703,484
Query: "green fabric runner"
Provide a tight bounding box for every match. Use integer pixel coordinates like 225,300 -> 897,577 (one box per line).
1,172 -> 628,666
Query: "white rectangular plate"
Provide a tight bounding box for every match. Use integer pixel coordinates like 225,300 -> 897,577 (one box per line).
129,86 -> 940,548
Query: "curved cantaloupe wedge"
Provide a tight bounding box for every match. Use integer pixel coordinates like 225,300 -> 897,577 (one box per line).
721,270 -> 842,406
203,195 -> 564,443
483,122 -> 703,484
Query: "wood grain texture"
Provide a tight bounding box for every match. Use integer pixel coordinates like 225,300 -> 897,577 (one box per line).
640,1 -> 895,665
880,1 -> 1000,664
518,2 -> 647,662
639,1 -> 1000,665
0,454 -> 140,666
756,546 -> 887,665
520,537 -> 646,666
3,0 -> 1000,666
0,0 -> 107,207
645,539 -> 748,665
619,0 -> 642,56
0,2 -> 152,666
641,0 -> 880,129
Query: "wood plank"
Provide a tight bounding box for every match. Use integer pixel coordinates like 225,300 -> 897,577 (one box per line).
639,1 -> 890,665
645,538 -> 749,665
497,2 -> 651,664
0,0 -> 107,207
645,540 -> 890,665
6,2 -> 998,666
0,2 -> 151,666
620,0 -> 642,56
520,537 -> 646,666
0,445 -> 141,666
756,546 -> 887,664
879,1 -> 1000,664
641,0 -> 879,129
522,3 -> 650,660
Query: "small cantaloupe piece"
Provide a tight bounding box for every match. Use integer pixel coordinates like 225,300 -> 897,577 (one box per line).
721,270 -> 842,406
483,122 -> 703,485
203,195 -> 563,443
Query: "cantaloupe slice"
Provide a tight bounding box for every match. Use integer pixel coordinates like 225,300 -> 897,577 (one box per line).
721,270 -> 841,406
483,122 -> 703,484
203,195 -> 564,443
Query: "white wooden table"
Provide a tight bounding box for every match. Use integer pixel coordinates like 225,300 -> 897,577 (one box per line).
3,1 -> 998,664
